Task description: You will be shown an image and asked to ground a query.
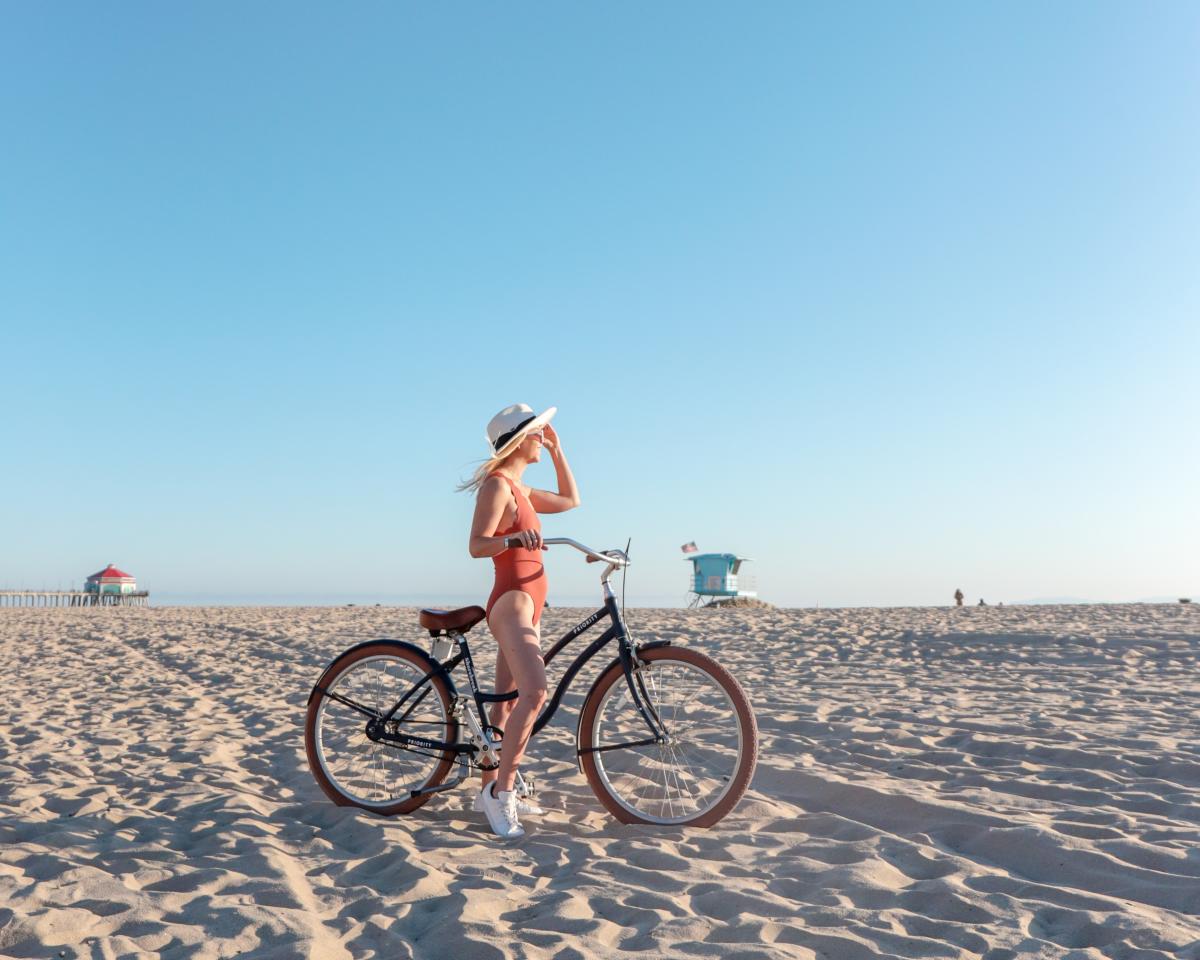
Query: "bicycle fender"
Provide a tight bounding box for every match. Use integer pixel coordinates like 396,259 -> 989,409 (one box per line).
307,638 -> 459,706
573,640 -> 673,771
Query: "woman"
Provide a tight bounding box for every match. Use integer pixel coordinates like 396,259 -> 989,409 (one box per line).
462,403 -> 580,839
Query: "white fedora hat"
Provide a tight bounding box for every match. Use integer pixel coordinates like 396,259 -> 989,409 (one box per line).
486,403 -> 557,459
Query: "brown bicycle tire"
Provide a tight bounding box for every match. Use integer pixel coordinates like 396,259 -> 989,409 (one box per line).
578,646 -> 758,828
304,642 -> 458,816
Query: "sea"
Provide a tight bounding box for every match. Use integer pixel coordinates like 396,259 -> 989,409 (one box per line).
149,593 -> 689,608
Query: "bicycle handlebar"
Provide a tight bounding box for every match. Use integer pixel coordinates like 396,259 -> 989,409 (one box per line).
541,537 -> 630,568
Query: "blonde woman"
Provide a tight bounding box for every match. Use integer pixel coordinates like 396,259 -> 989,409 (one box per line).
462,404 -> 579,838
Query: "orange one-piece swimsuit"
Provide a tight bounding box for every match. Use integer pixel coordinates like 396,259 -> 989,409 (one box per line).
486,474 -> 548,626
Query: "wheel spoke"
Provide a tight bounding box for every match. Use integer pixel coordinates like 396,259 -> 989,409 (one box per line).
310,651 -> 455,809
587,651 -> 752,825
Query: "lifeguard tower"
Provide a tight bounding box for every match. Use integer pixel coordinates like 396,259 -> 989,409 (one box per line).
685,553 -> 755,608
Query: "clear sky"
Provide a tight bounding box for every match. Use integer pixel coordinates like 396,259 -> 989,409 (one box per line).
3,3 -> 1197,607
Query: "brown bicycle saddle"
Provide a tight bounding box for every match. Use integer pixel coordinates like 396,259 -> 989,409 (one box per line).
418,605 -> 486,633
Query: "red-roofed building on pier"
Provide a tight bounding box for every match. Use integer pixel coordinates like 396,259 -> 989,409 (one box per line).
78,563 -> 148,605
0,563 -> 149,607
85,563 -> 138,596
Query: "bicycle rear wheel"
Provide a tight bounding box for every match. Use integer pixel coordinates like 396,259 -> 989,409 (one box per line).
578,645 -> 757,827
304,642 -> 458,816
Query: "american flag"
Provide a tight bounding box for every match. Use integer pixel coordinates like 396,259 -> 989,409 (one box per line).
681,541 -> 697,554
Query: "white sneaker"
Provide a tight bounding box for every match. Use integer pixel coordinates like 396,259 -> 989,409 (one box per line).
473,788 -> 545,817
478,782 -> 524,839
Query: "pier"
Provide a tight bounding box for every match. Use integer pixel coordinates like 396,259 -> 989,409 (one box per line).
0,591 -> 150,608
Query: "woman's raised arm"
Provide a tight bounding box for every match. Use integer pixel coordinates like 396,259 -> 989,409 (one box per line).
529,423 -> 580,514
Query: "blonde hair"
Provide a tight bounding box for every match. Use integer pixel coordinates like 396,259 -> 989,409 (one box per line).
457,452 -> 512,494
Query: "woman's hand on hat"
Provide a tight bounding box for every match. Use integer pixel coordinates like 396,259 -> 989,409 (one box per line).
542,423 -> 560,456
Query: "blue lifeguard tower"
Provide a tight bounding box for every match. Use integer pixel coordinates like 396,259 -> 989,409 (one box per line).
685,553 -> 755,608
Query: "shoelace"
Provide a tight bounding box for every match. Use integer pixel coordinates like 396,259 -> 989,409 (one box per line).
500,792 -> 521,830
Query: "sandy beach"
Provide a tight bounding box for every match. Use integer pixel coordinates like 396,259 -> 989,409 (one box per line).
1,602 -> 1197,959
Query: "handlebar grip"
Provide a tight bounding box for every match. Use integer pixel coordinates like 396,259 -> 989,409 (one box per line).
504,535 -> 546,550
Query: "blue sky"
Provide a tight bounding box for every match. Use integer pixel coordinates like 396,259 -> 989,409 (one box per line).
3,3 -> 1197,607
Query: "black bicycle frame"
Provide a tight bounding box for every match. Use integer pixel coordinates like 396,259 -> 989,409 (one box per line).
376,594 -> 667,758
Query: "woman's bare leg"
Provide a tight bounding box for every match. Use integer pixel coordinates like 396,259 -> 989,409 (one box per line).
481,648 -> 515,792
486,590 -> 546,794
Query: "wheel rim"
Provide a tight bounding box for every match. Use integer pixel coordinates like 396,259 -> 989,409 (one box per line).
313,654 -> 450,807
591,657 -> 744,824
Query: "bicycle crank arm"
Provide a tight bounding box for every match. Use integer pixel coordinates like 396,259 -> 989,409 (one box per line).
409,775 -> 468,799
410,752 -> 482,799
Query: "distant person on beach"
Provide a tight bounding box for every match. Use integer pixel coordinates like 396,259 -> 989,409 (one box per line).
954,589 -> 964,607
978,598 -> 986,606
461,404 -> 580,839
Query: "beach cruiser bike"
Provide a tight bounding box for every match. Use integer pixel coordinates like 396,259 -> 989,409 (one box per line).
304,539 -> 758,827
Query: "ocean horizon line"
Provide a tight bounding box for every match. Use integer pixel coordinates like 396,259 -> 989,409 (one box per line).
145,592 -> 692,609
96,593 -> 1197,610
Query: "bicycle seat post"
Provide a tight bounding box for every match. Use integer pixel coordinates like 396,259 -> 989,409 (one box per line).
430,632 -> 454,662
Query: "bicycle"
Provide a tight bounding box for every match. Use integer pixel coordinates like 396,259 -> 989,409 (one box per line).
304,538 -> 758,827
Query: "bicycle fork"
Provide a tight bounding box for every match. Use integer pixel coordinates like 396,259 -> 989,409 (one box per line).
620,640 -> 672,744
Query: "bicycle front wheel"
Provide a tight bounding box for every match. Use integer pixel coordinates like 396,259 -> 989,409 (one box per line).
578,645 -> 758,827
304,642 -> 458,816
